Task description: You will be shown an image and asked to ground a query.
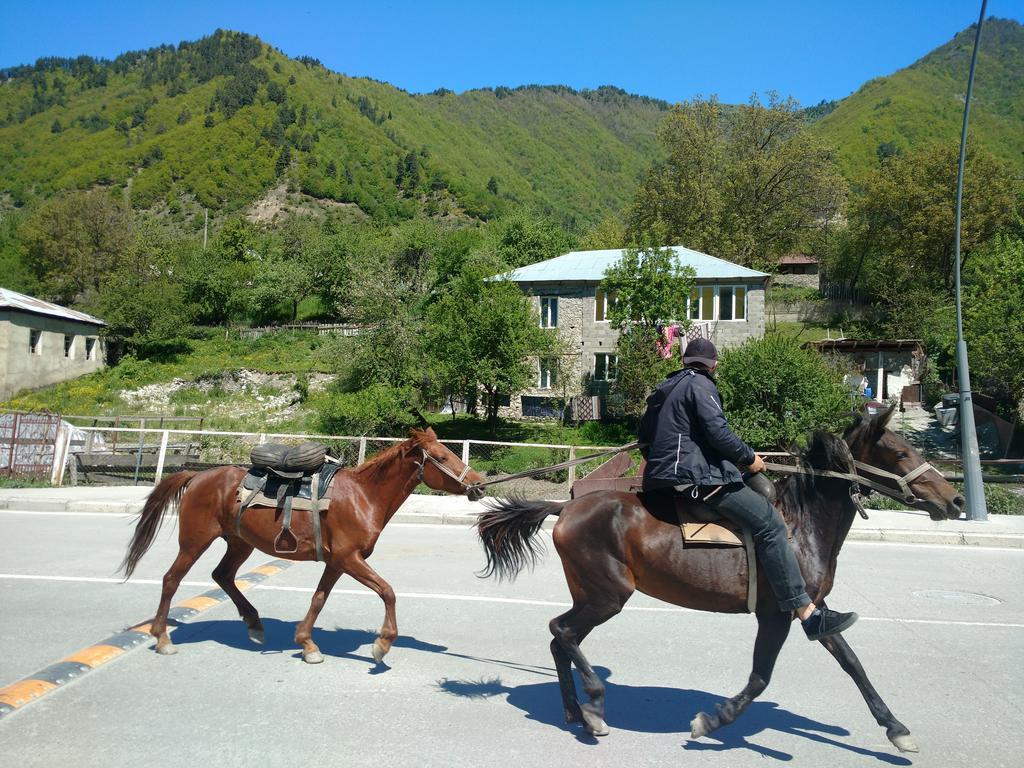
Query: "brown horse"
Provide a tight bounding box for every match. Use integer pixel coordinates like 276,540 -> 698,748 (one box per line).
476,407 -> 963,753
121,428 -> 483,664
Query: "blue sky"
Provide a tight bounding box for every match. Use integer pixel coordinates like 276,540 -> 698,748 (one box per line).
1,1 -> 1020,105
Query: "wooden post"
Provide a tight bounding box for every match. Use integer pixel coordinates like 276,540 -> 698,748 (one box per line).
153,430 -> 171,485
358,437 -> 367,465
462,440 -> 470,465
566,446 -> 577,489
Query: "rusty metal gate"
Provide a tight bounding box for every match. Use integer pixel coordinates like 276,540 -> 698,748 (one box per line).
0,411 -> 61,477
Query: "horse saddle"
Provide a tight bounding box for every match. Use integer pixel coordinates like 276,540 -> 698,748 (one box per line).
236,442 -> 342,561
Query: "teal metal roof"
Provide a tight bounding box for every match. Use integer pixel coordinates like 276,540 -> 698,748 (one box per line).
497,246 -> 769,283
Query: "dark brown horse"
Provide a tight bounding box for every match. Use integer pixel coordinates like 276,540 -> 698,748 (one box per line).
476,407 -> 963,753
121,428 -> 483,664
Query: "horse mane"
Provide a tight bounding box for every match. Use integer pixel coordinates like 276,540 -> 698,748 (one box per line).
776,429 -> 857,523
352,428 -> 436,479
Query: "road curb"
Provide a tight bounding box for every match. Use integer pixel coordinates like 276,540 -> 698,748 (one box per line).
0,558 -> 294,721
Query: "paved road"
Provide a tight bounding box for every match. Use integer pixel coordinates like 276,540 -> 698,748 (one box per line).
1,507 -> 1022,767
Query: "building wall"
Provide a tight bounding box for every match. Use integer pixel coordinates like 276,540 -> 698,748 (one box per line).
500,280 -> 766,418
0,311 -> 105,400
772,272 -> 819,288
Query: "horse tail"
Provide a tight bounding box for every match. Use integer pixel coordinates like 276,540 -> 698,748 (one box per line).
119,471 -> 197,579
476,496 -> 564,582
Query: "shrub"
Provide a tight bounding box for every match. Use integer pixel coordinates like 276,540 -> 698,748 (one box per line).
315,384 -> 418,436
717,335 -> 853,449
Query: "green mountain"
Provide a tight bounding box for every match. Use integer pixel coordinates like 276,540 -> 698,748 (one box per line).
809,18 -> 1024,179
1,21 -> 1021,227
0,31 -> 667,227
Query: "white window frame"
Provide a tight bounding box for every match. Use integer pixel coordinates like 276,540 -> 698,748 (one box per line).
686,284 -> 748,322
539,296 -> 558,328
537,358 -> 557,390
594,288 -> 617,322
594,353 -> 618,382
64,334 -> 75,358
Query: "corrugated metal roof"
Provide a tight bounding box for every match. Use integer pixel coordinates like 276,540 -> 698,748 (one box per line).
496,246 -> 770,283
0,287 -> 106,326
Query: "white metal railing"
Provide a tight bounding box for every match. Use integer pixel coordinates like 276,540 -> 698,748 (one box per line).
59,425 -> 632,491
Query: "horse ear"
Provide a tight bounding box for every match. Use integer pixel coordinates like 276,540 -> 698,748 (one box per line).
870,404 -> 897,436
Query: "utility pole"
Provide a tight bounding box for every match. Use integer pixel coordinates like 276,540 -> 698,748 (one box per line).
203,208 -> 208,250
953,0 -> 988,521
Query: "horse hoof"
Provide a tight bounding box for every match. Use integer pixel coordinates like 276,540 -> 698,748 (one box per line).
303,651 -> 324,665
372,640 -> 388,664
248,628 -> 265,645
890,734 -> 919,753
155,643 -> 177,656
580,704 -> 610,737
690,713 -> 711,739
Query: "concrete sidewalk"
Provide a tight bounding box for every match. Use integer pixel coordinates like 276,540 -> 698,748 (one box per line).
0,485 -> 1022,548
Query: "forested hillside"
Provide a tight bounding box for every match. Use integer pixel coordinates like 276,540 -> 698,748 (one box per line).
809,18 -> 1024,180
0,30 -> 667,228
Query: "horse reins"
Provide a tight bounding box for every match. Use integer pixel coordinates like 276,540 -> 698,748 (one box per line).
415,440 -> 940,513
762,457 -> 942,507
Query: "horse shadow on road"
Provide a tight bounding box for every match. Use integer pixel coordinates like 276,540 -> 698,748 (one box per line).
436,670 -> 913,765
166,617 -> 447,672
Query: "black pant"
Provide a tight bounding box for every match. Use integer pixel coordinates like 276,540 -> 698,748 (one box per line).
704,483 -> 812,612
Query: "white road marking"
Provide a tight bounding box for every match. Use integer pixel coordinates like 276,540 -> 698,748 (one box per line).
1,573 -> 1021,629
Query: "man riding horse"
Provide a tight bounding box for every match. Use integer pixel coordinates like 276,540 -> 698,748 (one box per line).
639,337 -> 857,641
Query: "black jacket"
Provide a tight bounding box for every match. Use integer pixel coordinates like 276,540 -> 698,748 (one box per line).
640,367 -> 756,490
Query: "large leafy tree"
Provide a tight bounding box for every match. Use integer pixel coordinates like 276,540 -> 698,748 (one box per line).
24,189 -> 133,304
627,94 -> 846,270
598,247 -> 694,420
963,236 -> 1024,419
837,142 -> 1020,300
424,261 -> 555,430
95,223 -> 193,360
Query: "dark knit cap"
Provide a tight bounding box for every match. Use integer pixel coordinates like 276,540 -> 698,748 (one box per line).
683,337 -> 718,368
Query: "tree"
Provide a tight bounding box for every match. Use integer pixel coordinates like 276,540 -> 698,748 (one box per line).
598,247 -> 695,420
836,142 -> 1019,299
486,209 -> 576,269
627,94 -> 846,270
963,236 -> 1024,419
24,189 -> 133,305
96,224 -> 193,359
716,335 -> 852,449
487,176 -> 499,195
424,262 -> 555,431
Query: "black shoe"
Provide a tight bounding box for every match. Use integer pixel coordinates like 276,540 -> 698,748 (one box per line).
802,607 -> 858,641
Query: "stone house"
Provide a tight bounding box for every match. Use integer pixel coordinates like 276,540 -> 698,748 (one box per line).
495,246 -> 769,419
0,288 -> 106,401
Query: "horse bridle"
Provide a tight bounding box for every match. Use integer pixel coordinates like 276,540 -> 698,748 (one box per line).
414,448 -> 475,489
764,456 -> 942,507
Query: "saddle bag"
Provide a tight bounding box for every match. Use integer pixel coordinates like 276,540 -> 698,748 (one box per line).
251,442 -> 327,475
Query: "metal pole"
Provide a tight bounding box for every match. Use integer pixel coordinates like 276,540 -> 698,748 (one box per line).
953,0 -> 988,521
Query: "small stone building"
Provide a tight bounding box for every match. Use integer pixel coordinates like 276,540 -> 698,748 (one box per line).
802,339 -> 925,404
496,246 -> 769,418
774,254 -> 820,288
0,288 -> 106,401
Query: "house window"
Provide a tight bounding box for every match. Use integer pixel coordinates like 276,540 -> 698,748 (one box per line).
538,358 -> 557,389
64,335 -> 74,358
85,337 -> 97,361
594,353 -> 618,382
29,329 -> 41,355
686,285 -> 748,322
539,297 -> 558,328
595,289 -> 617,322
